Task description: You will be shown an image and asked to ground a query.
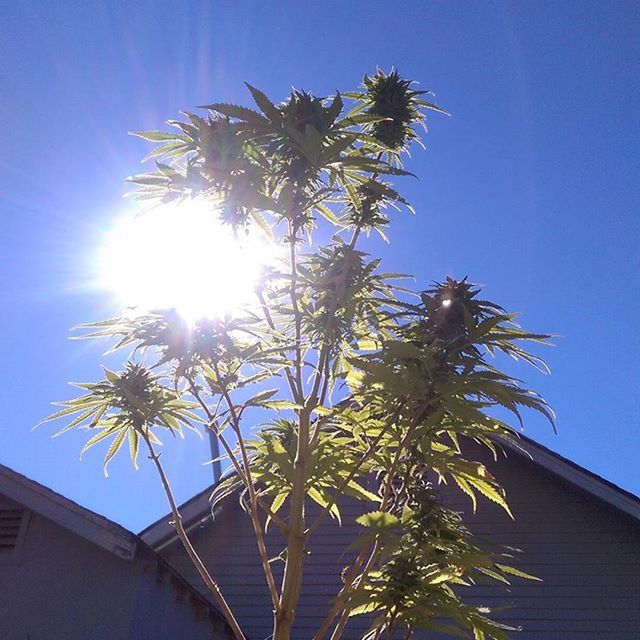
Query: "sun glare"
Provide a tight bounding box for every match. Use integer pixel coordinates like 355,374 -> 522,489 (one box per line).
98,200 -> 278,322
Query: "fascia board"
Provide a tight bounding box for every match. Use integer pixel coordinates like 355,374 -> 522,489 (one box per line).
0,465 -> 136,560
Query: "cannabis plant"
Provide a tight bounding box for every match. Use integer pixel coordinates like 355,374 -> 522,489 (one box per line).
42,69 -> 553,640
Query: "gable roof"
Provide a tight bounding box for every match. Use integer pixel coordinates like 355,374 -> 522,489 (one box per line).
502,436 -> 640,519
0,463 -> 136,560
0,461 -> 231,632
140,434 -> 640,549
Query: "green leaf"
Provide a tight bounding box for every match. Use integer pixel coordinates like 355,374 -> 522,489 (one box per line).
261,400 -> 302,411
249,210 -> 274,240
199,102 -> 268,125
355,511 -> 400,530
452,475 -> 477,512
314,203 -> 340,225
103,428 -> 128,477
495,564 -> 542,581
265,491 -> 288,532
52,407 -> 99,437
244,389 -> 279,407
466,477 -> 513,519
245,83 -> 281,122
130,130 -> 179,142
308,487 -> 341,522
348,600 -> 383,616
128,429 -> 140,470
344,480 -> 380,503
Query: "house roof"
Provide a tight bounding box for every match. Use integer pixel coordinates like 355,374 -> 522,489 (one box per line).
140,434 -> 640,549
502,435 -> 640,519
0,461 -> 230,630
0,462 -> 137,560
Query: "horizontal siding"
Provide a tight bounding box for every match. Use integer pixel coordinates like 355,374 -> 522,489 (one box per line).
162,497 -> 370,640
159,443 -> 640,640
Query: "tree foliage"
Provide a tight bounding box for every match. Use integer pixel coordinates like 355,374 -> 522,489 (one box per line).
42,69 -> 553,640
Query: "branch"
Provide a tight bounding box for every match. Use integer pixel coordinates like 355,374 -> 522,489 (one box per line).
306,406 -> 400,537
215,371 -> 281,613
274,217 -> 311,640
188,379 -> 244,476
313,543 -> 373,640
256,288 -> 303,405
289,221 -> 305,401
314,400 -> 431,640
138,427 -> 246,640
190,382 -> 289,535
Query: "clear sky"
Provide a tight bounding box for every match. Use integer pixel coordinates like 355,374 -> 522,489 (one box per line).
1,1 -> 638,532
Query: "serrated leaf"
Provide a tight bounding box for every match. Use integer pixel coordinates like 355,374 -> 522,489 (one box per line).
495,564 -> 541,581
244,389 -> 279,407
199,102 -> 268,125
308,487 -> 341,523
344,480 -> 380,503
128,429 -> 140,470
130,130 -> 179,142
261,400 -> 302,411
355,511 -> 399,530
245,83 -> 281,122
52,407 -> 99,437
466,477 -> 513,519
103,428 -> 128,477
315,203 -> 340,225
249,210 -> 274,240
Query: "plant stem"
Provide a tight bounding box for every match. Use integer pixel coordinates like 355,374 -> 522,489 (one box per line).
273,219 -> 309,640
216,375 -> 281,613
139,428 -> 246,640
289,222 -> 304,401
315,401 -> 430,640
189,382 -> 288,534
256,288 -> 302,405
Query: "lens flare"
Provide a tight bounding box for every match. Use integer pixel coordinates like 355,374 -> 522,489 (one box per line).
98,200 -> 278,322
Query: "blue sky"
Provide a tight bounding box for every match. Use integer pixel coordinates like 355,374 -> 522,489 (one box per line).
1,1 -> 638,531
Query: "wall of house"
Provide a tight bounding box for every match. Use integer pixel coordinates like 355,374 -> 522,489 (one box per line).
437,443 -> 640,639
161,494 -> 371,640
158,445 -> 640,640
127,547 -> 231,640
0,495 -> 226,640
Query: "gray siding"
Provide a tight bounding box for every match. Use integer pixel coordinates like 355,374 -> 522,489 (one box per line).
159,446 -> 640,640
161,496 -> 370,640
440,445 -> 640,639
0,494 -> 227,640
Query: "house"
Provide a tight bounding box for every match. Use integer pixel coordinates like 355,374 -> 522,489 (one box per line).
141,436 -> 640,640
0,463 -> 232,640
2,437 -> 638,639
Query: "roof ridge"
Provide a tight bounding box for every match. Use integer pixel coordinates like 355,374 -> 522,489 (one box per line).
140,435 -> 640,548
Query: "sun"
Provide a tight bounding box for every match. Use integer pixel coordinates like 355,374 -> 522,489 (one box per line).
98,199 -> 278,322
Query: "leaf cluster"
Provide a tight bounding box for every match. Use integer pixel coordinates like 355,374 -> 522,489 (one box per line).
41,70 -> 552,640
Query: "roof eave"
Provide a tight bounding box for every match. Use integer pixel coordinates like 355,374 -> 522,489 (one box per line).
0,464 -> 136,560
140,436 -> 640,548
504,435 -> 640,521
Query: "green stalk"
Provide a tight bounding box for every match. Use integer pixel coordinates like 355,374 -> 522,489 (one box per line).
273,218 -> 308,640
140,428 -> 246,640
